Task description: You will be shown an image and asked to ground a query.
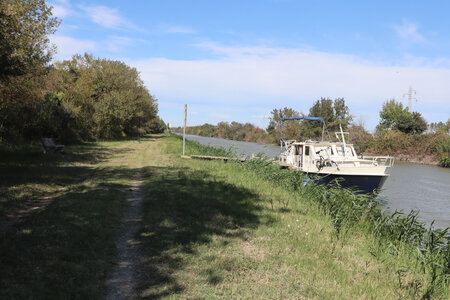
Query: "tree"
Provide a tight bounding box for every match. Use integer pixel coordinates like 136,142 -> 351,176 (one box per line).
307,97 -> 352,137
51,54 -> 160,140
348,123 -> 373,155
376,99 -> 427,135
0,0 -> 59,79
266,107 -> 301,142
0,0 -> 59,143
291,97 -> 353,139
429,118 -> 450,134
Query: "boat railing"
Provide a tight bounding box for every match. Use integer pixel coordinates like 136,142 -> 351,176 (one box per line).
280,139 -> 296,151
361,155 -> 395,167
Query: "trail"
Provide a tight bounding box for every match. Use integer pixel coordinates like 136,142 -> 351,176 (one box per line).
104,177 -> 144,299
104,139 -> 155,299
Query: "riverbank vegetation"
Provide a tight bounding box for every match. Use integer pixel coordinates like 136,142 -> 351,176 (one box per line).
2,135 -> 448,298
0,1 -> 165,146
182,135 -> 449,298
175,98 -> 450,167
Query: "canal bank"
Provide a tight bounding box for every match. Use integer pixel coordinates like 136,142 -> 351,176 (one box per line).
181,133 -> 450,229
177,134 -> 449,298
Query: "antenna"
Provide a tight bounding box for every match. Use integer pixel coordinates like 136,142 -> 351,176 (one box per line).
403,87 -> 418,109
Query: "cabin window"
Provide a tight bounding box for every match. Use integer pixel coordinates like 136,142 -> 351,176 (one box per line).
305,146 -> 310,156
330,147 -> 334,155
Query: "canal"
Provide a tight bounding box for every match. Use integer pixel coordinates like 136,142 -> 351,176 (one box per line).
183,134 -> 450,228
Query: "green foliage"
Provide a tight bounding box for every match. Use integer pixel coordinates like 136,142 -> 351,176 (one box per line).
0,0 -> 59,79
429,118 -> 450,134
0,2 -> 163,144
377,99 -> 427,135
439,155 -> 450,167
231,155 -> 449,297
434,135 -> 450,167
0,0 -> 60,143
307,97 -> 352,136
53,54 -> 160,140
147,116 -> 167,134
176,134 -> 234,157
266,107 -> 301,142
267,98 -> 352,142
179,121 -> 271,143
347,124 -> 373,155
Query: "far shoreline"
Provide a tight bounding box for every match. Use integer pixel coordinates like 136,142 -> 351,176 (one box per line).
179,132 -> 443,167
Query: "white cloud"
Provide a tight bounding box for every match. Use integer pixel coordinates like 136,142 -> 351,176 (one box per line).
209,113 -> 232,119
51,4 -> 73,18
393,19 -> 425,44
50,35 -> 97,60
106,36 -> 132,53
166,26 -> 196,34
79,5 -> 139,31
129,44 -> 450,128
50,0 -> 75,18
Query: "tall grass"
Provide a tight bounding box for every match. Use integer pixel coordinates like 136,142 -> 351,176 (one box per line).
434,136 -> 450,167
186,138 -> 450,298
173,134 -> 234,157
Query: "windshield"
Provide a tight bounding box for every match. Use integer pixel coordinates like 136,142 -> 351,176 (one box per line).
335,145 -> 355,157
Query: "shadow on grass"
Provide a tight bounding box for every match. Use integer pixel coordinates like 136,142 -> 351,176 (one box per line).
135,165 -> 268,299
0,145 -> 135,215
0,164 -> 142,299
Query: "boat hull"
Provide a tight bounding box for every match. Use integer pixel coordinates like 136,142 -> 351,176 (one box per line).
308,172 -> 388,194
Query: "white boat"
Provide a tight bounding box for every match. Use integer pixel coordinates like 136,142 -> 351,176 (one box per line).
279,117 -> 394,193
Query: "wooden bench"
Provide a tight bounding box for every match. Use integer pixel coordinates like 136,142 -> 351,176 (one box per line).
41,138 -> 64,154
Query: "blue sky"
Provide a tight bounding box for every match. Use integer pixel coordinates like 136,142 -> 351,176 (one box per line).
50,0 -> 450,130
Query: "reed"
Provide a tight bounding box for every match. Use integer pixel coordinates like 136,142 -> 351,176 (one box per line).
182,135 -> 450,298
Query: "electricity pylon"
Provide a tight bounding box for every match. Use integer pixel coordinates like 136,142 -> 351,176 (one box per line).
403,87 -> 417,109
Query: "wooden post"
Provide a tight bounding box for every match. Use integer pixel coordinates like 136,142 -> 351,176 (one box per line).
183,104 -> 187,155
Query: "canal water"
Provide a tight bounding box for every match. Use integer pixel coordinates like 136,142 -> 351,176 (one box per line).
183,134 -> 450,229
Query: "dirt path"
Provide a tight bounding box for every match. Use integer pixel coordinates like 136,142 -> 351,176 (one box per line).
104,138 -> 159,299
104,177 -> 144,299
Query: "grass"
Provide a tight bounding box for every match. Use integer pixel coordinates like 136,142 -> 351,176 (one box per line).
134,135 -> 449,299
0,134 -> 448,299
0,137 -> 155,299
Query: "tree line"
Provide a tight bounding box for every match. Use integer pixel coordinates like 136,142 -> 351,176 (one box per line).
0,1 -> 164,144
175,97 -> 450,167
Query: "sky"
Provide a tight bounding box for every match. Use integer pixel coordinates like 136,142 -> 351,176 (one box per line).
49,0 -> 450,130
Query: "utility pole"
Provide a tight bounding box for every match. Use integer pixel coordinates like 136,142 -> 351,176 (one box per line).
183,104 -> 187,156
403,87 -> 417,109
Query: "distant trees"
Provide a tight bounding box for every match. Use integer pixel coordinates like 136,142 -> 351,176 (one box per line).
306,97 -> 352,137
376,99 -> 427,135
178,97 -> 449,166
266,107 -> 301,142
0,0 -> 164,144
266,98 -> 352,141
182,122 -> 269,143
51,54 -> 161,141
429,118 -> 450,134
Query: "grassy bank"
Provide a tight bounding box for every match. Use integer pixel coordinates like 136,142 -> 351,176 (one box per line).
136,135 -> 448,298
1,135 -> 448,299
0,138 -> 154,298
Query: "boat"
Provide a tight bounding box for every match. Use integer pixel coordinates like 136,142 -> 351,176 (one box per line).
279,117 -> 394,194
